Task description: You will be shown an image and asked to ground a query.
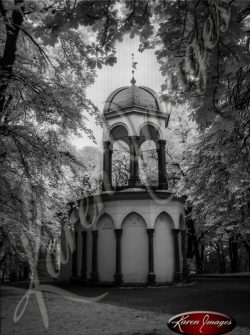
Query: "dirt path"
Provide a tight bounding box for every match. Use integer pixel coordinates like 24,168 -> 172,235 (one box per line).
1,285 -> 250,335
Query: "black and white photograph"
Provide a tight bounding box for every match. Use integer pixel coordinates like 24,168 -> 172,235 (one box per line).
0,0 -> 250,334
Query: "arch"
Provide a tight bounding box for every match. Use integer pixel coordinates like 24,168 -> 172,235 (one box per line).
119,209 -> 149,229
152,211 -> 175,229
95,211 -> 115,227
96,214 -> 116,282
121,212 -> 148,283
108,123 -> 129,147
138,122 -> 163,143
153,211 -> 175,283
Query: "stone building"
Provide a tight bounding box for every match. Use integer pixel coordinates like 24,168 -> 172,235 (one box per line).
59,78 -> 186,285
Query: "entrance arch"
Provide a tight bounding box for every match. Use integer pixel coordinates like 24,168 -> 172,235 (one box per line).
121,212 -> 148,283
154,212 -> 174,283
97,214 -> 116,282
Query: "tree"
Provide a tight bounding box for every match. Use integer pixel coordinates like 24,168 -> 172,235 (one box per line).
147,0 -> 250,239
0,0 -> 116,278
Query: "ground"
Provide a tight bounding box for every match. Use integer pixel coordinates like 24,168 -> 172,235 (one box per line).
1,277 -> 250,335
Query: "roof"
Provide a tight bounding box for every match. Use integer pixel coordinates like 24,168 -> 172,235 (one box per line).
103,84 -> 164,114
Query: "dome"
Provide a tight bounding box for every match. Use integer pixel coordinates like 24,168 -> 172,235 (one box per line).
104,84 -> 163,113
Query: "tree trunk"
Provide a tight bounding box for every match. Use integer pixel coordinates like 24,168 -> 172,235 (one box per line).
229,236 -> 239,273
216,242 -> 225,273
185,209 -> 203,273
0,0 -> 25,115
242,240 -> 250,271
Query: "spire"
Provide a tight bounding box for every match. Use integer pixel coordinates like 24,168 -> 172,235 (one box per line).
130,53 -> 137,86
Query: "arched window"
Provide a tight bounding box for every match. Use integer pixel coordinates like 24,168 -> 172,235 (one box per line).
109,124 -> 129,146
139,124 -> 160,144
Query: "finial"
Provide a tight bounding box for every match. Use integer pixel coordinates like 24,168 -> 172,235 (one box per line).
131,53 -> 137,85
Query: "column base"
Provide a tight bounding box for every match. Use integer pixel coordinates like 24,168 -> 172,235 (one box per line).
102,183 -> 113,192
128,178 -> 141,188
147,272 -> 156,285
158,180 -> 168,190
173,272 -> 182,283
113,273 -> 123,285
81,273 -> 87,281
90,271 -> 99,282
181,272 -> 190,283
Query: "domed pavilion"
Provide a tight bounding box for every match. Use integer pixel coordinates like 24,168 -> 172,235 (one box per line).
59,77 -> 186,286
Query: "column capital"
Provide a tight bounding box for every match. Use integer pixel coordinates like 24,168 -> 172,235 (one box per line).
103,140 -> 111,149
92,230 -> 98,238
147,228 -> 155,236
172,228 -> 180,236
114,229 -> 123,237
158,139 -> 166,146
129,135 -> 141,142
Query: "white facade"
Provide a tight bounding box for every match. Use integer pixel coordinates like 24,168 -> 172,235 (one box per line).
59,191 -> 185,284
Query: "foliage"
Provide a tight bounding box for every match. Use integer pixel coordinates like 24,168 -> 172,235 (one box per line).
0,0 -> 113,277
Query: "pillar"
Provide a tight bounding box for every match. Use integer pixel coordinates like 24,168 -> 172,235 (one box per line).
128,136 -> 141,187
181,229 -> 189,283
90,231 -> 98,282
172,229 -> 181,282
102,141 -> 113,191
114,229 -> 123,285
81,231 -> 87,280
158,139 -> 168,189
147,229 -> 156,285
72,231 -> 78,277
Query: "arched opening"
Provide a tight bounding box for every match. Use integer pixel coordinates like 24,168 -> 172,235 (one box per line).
103,124 -> 129,191
154,212 -> 175,283
121,212 -> 148,283
97,214 -> 116,282
112,140 -> 130,187
139,124 -> 161,142
109,124 -> 129,145
139,140 -> 158,186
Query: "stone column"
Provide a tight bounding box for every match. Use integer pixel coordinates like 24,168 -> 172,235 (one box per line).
72,231 -> 78,277
102,141 -> 113,191
128,136 -> 141,187
157,139 -> 168,190
81,231 -> 87,280
114,229 -> 123,285
91,231 -> 98,282
172,229 -> 181,282
147,229 -> 156,285
181,229 -> 189,283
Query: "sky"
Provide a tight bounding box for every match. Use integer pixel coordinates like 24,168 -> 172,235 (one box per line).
71,34 -> 165,149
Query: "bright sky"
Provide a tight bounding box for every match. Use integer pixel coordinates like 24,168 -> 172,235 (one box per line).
71,35 -> 165,149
